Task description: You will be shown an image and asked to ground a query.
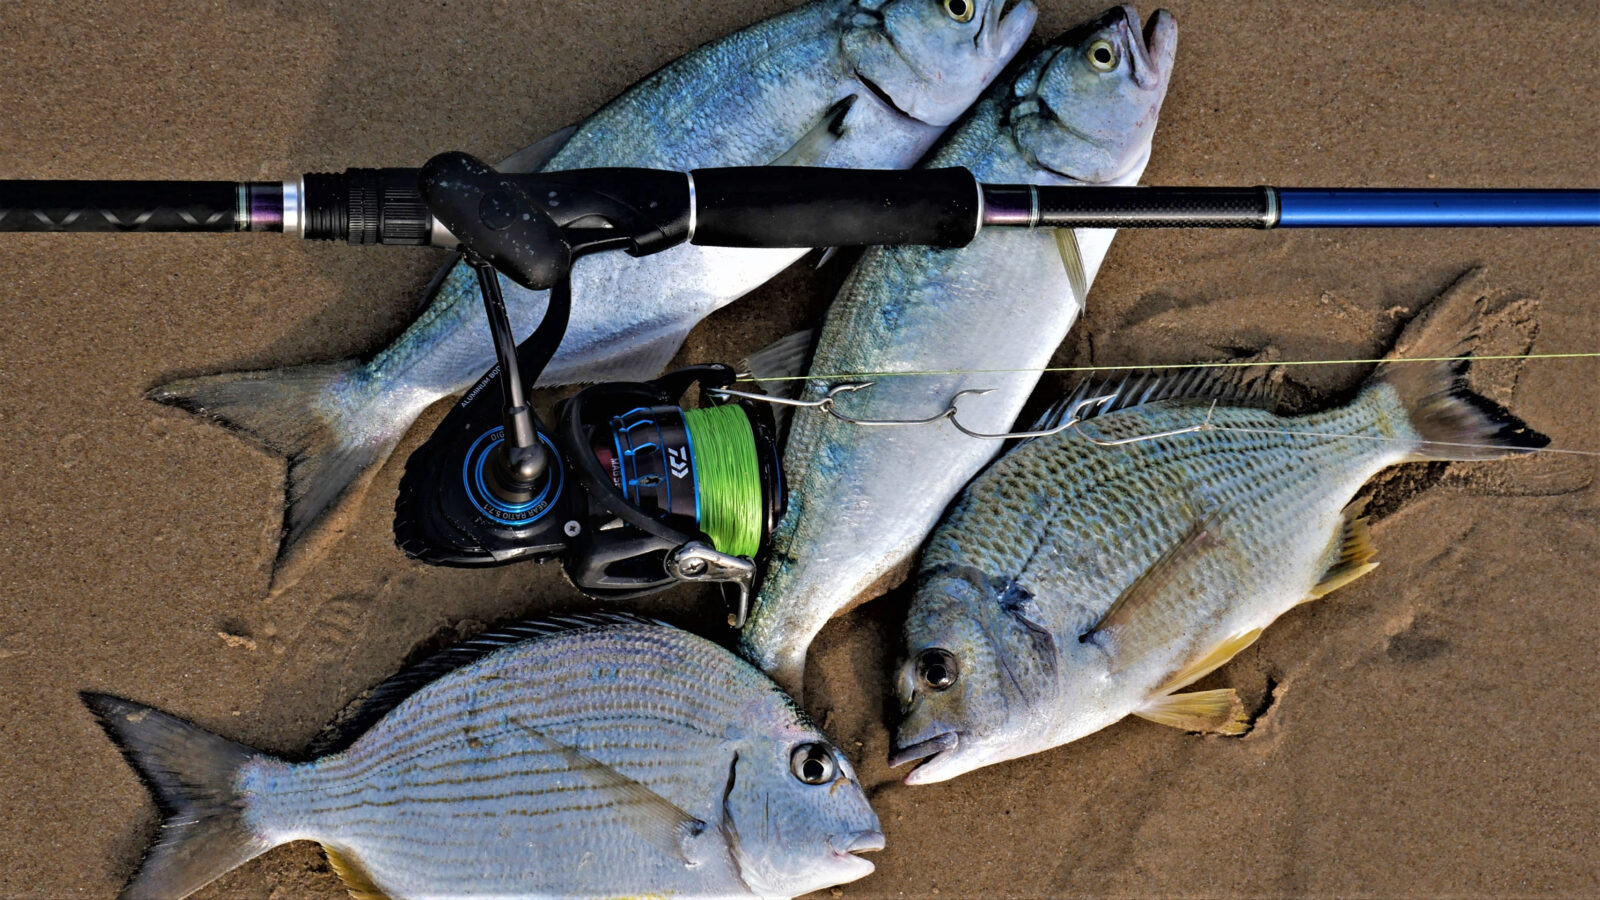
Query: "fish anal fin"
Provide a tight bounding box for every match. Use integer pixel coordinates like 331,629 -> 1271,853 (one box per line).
1135,688 -> 1252,735
1307,501 -> 1380,602
513,720 -> 707,866
1054,227 -> 1088,306
771,95 -> 855,166
1086,514 -> 1224,672
1156,628 -> 1263,696
322,846 -> 391,900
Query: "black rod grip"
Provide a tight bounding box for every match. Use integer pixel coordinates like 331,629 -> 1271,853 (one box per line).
0,180 -> 260,232
689,167 -> 980,248
1004,185 -> 1276,229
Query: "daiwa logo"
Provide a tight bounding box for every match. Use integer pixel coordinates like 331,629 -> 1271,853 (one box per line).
667,447 -> 690,480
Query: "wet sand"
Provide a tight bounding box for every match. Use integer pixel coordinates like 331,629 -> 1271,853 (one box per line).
1,1 -> 1596,897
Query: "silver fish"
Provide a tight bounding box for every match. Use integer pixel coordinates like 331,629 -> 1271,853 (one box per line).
151,0 -> 1037,594
891,308 -> 1548,784
85,613 -> 883,899
741,5 -> 1177,696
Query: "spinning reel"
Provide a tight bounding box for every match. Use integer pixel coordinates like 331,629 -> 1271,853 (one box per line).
391,152 -> 784,623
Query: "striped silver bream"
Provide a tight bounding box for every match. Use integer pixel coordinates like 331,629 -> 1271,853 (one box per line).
85,615 -> 883,899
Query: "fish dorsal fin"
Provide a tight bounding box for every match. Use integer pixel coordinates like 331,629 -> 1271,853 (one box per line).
307,612 -> 661,756
1155,627 -> 1263,696
742,328 -> 817,400
1081,513 -> 1225,672
1029,366 -> 1281,437
1306,500 -> 1380,603
1134,688 -> 1252,735
513,720 -> 708,866
771,95 -> 855,166
742,328 -> 818,442
496,124 -> 579,174
1054,227 -> 1088,306
322,846 -> 391,900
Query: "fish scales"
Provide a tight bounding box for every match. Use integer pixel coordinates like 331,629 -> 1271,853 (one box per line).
894,342 -> 1548,783
932,402 -> 1402,644
151,0 -> 1037,594
87,618 -> 883,898
741,5 -> 1178,696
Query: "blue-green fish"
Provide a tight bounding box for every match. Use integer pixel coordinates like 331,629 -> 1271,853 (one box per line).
892,314 -> 1548,783
85,614 -> 883,899
741,5 -> 1177,697
151,0 -> 1036,594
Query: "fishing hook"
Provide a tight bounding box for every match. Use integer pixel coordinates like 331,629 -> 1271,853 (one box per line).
716,382 -> 1220,445
715,382 -> 982,429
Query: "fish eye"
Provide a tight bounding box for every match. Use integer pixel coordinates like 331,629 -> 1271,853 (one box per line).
1087,39 -> 1118,72
790,743 -> 837,785
942,0 -> 976,24
916,648 -> 959,691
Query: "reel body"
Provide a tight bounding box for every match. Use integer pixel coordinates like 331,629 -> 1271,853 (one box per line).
394,362 -> 784,619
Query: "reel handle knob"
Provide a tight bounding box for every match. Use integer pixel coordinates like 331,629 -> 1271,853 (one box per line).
418,151 -> 569,290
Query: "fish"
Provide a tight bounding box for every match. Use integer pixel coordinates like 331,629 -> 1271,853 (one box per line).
83,613 -> 883,899
149,0 -> 1037,595
890,300 -> 1550,784
740,5 -> 1178,697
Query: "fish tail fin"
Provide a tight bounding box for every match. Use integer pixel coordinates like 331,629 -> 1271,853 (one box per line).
1372,357 -> 1548,463
147,360 -> 397,595
1367,271 -> 1548,462
81,692 -> 277,900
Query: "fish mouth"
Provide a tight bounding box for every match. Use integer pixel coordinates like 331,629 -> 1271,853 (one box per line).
1131,7 -> 1178,89
830,829 -> 887,859
888,731 -> 959,770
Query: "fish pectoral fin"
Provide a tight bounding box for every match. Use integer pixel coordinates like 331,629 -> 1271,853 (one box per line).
1306,500 -> 1380,603
1084,513 -> 1225,671
514,720 -> 708,866
1054,227 -> 1088,306
771,95 -> 856,166
496,124 -> 579,174
1135,688 -> 1252,736
322,846 -> 392,900
1155,628 -> 1263,696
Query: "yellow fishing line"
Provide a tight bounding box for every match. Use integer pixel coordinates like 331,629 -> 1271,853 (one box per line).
736,351 -> 1600,383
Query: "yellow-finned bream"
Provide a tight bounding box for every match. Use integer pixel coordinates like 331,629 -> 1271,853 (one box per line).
892,303 -> 1549,784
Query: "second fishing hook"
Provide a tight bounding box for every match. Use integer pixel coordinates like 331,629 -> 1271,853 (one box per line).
715,382 -> 1216,444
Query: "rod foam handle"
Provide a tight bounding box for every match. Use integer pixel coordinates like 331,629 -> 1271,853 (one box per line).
690,167 -> 979,248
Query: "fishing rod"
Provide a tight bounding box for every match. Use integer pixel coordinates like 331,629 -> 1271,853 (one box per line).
3,165 -> 1595,243
4,154 -> 1595,621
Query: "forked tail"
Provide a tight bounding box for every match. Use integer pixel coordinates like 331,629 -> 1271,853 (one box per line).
147,360 -> 399,595
81,692 -> 278,900
1372,278 -> 1549,461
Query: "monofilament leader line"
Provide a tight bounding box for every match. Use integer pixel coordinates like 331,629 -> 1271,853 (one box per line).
682,405 -> 764,558
735,351 -> 1600,384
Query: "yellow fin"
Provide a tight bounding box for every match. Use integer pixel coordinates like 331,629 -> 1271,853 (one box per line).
1134,688 -> 1252,735
1307,500 -> 1380,602
1156,628 -> 1263,696
1054,226 -> 1088,304
322,846 -> 391,900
